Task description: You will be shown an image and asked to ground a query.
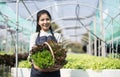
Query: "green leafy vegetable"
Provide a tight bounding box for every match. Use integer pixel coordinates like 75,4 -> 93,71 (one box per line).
31,49 -> 54,69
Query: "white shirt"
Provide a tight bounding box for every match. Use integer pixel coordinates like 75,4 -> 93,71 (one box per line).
29,30 -> 62,51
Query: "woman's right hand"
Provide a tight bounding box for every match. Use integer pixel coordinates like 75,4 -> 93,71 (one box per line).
27,55 -> 33,65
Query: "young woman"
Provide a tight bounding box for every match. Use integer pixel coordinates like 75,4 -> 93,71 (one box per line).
29,9 -> 62,77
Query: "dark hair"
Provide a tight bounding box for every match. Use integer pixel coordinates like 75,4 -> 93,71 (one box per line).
36,9 -> 52,32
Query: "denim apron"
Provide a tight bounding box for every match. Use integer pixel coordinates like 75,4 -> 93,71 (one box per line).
30,33 -> 60,77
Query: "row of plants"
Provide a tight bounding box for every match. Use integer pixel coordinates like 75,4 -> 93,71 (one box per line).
64,54 -> 120,70
107,53 -> 120,59
18,53 -> 120,70
0,51 -> 29,67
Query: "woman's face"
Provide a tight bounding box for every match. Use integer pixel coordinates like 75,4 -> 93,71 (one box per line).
38,13 -> 51,31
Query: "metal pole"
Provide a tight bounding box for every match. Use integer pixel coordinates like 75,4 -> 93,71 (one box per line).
99,0 -> 106,57
15,0 -> 19,77
93,15 -> 97,56
88,31 -> 92,55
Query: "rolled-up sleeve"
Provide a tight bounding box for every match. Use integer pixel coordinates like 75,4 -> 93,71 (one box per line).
29,33 -> 38,51
54,33 -> 63,43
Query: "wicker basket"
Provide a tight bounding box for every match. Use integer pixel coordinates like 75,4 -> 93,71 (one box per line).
31,41 -> 67,72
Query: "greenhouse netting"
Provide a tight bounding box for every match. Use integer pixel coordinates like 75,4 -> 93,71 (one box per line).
0,0 -> 119,53
90,0 -> 120,43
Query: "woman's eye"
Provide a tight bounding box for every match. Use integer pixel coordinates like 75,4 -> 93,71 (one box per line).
45,18 -> 50,21
40,18 -> 50,21
41,19 -> 44,21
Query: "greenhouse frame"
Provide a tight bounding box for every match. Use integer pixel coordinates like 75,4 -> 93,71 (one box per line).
0,0 -> 120,77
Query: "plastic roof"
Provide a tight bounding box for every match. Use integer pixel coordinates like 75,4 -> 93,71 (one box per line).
0,0 -> 120,43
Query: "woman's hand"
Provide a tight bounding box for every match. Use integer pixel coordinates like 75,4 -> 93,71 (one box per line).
27,55 -> 33,65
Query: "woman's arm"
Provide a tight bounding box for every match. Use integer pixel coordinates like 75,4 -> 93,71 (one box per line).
28,33 -> 38,64
54,33 -> 63,43
29,33 -> 38,51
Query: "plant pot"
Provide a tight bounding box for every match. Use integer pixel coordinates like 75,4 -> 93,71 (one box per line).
11,68 -> 31,77
11,68 -> 120,77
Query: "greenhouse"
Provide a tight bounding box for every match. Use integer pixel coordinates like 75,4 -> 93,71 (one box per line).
0,0 -> 120,77
0,0 -> 120,52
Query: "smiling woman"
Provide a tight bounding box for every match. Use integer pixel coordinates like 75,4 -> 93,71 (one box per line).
29,9 -> 63,77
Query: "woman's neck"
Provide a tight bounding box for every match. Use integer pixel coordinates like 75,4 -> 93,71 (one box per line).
40,29 -> 50,32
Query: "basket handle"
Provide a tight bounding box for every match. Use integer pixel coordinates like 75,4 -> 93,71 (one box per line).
44,42 -> 55,61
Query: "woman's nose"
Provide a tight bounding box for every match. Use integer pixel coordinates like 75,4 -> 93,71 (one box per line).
43,20 -> 47,23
